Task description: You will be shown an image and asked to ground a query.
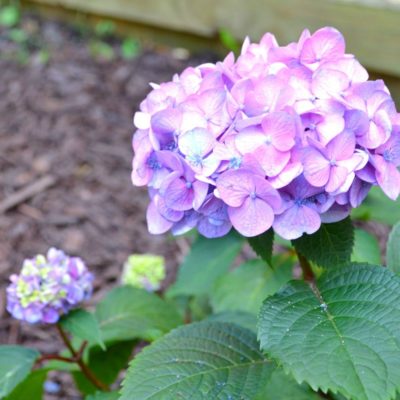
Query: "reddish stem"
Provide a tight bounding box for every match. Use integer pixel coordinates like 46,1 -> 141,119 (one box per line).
296,250 -> 314,282
56,324 -> 109,392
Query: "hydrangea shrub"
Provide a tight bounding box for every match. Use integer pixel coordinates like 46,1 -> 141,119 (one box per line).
2,27 -> 400,400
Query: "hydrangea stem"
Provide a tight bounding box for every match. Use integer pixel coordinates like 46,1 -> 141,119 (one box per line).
296,250 -> 314,282
56,324 -> 109,392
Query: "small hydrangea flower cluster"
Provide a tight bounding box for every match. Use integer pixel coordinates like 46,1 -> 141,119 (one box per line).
7,248 -> 93,324
131,27 -> 400,240
121,254 -> 165,292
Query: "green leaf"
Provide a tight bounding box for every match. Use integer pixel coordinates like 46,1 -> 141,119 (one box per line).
351,228 -> 381,264
352,186 -> 400,225
0,5 -> 20,27
255,368 -> 320,400
60,309 -> 105,350
120,322 -> 275,400
248,229 -> 274,266
5,369 -> 48,400
74,340 -> 135,395
210,256 -> 294,315
219,28 -> 240,53
96,286 -> 182,343
94,20 -> 116,37
258,264 -> 400,400
89,41 -> 114,61
387,221 -> 400,274
167,232 -> 243,297
292,217 -> 354,269
205,311 -> 257,333
0,346 -> 40,397
86,392 -> 120,400
121,38 -> 140,59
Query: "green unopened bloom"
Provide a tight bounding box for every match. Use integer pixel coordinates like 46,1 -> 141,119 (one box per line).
121,254 -> 165,292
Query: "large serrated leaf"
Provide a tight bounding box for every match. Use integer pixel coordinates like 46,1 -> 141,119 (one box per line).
258,264 -> 400,400
0,346 -> 40,398
96,286 -> 182,343
248,229 -> 274,266
120,322 -> 275,400
60,309 -> 105,350
387,221 -> 400,275
167,232 -> 243,297
292,217 -> 354,268
210,256 -> 294,315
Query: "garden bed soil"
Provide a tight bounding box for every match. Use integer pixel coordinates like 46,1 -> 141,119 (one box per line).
0,12 -> 216,398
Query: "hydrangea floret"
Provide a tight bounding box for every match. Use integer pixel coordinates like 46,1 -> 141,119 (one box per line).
131,27 -> 400,240
121,254 -> 165,291
6,248 -> 93,324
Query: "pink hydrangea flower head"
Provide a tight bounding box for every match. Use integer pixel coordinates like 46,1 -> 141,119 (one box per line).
131,27 -> 400,240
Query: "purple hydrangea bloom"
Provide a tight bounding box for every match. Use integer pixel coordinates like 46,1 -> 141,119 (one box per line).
131,27 -> 400,239
7,248 -> 93,324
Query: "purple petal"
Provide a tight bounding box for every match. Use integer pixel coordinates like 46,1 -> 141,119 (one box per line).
349,178 -> 372,208
163,177 -> 195,211
228,197 -> 274,237
273,203 -> 321,240
146,200 -> 174,234
320,203 -> 350,223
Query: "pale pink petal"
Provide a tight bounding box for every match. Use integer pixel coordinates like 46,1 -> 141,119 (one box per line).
146,200 -> 174,234
151,108 -> 182,134
303,147 -> 330,187
235,127 -> 266,153
192,181 -> 209,210
312,69 -> 349,99
179,111 -> 207,133
228,197 -> 274,237
374,155 -> 400,200
252,145 -> 290,177
253,176 -> 282,211
269,162 -> 303,189
261,112 -> 296,151
326,131 -> 356,161
300,27 -> 345,64
216,170 -> 255,207
178,128 -> 215,157
317,114 -> 345,145
196,89 -> 226,117
337,151 -> 368,173
326,165 -> 348,193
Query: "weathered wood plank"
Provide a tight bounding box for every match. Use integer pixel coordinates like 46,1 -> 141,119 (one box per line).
30,0 -> 400,77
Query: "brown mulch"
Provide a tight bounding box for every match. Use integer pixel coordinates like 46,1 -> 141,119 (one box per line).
0,13 -> 216,398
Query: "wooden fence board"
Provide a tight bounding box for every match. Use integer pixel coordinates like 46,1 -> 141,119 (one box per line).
29,0 -> 400,77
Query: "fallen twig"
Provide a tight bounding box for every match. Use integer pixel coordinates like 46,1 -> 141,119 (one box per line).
0,175 -> 56,214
